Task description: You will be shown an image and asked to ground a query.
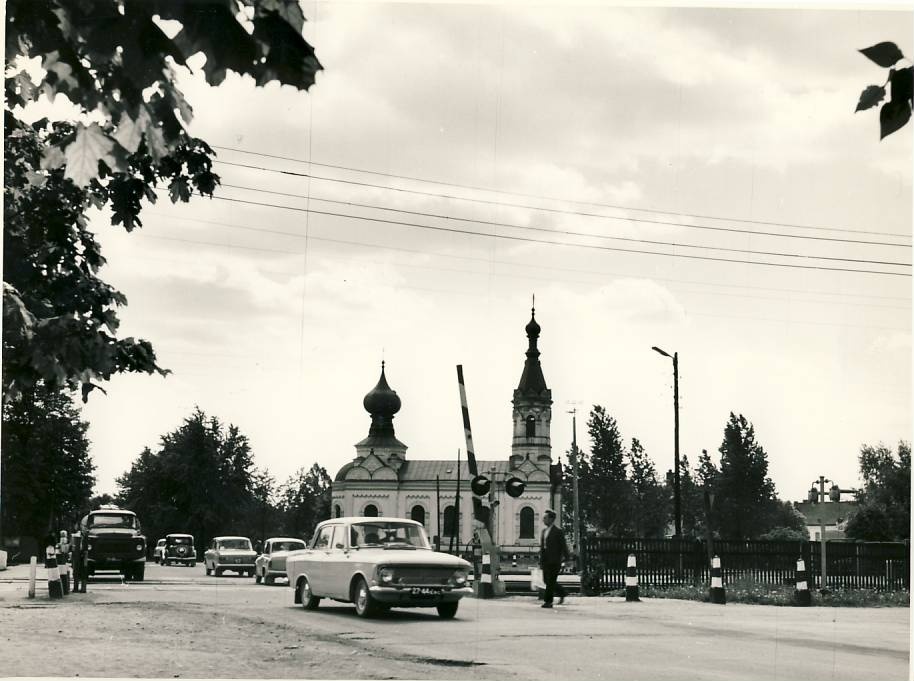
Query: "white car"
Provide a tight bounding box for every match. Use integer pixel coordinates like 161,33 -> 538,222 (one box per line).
254,537 -> 307,585
287,517 -> 472,619
153,539 -> 166,564
204,536 -> 256,577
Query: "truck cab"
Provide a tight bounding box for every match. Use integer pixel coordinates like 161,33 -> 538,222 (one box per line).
79,506 -> 146,581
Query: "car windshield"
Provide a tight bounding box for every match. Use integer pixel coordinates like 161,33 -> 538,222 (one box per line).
273,541 -> 305,552
350,522 -> 430,549
217,539 -> 251,550
89,514 -> 136,529
168,536 -> 192,544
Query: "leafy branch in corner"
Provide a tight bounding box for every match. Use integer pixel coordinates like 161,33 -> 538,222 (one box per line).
855,42 -> 913,139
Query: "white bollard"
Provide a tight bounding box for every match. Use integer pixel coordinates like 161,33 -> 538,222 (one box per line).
28,556 -> 37,598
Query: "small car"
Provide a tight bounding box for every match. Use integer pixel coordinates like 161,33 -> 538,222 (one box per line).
254,537 -> 307,584
153,539 -> 166,564
162,533 -> 196,567
204,536 -> 256,577
287,517 -> 472,619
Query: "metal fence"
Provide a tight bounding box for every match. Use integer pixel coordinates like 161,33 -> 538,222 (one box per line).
581,537 -> 909,592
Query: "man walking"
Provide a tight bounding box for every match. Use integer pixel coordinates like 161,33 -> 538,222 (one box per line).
539,509 -> 570,608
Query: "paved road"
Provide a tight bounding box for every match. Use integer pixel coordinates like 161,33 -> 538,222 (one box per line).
0,562 -> 908,680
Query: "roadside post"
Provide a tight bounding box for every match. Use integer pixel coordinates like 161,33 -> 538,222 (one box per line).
45,545 -> 63,599
28,556 -> 37,599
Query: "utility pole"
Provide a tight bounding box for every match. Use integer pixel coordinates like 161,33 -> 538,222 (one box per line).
652,346 -> 681,537
810,475 -> 830,591
569,408 -> 582,572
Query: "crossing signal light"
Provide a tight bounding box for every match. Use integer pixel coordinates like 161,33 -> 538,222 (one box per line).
471,475 -> 491,496
505,477 -> 525,498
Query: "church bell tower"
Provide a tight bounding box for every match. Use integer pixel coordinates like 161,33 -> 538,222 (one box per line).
511,304 -> 552,467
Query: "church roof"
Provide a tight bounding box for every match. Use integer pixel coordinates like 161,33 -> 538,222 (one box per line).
397,460 -> 512,482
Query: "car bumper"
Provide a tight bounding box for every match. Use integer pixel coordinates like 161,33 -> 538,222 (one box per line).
217,563 -> 254,569
369,585 -> 472,605
88,558 -> 145,568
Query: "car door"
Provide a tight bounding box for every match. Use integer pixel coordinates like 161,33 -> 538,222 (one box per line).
306,526 -> 334,596
323,525 -> 351,599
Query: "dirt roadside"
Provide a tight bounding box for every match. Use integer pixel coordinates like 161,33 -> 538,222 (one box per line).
0,593 -> 495,679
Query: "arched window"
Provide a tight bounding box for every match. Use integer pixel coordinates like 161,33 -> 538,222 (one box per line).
519,507 -> 535,539
363,504 -> 378,517
334,504 -> 342,518
443,505 -> 456,536
410,505 -> 426,526
526,415 -> 536,437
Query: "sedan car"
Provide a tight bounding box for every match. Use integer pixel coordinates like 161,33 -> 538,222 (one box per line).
287,517 -> 472,619
255,537 -> 307,585
204,536 -> 256,577
162,533 -> 196,567
153,539 -> 166,564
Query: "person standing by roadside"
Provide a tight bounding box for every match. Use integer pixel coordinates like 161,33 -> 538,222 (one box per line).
539,509 -> 570,608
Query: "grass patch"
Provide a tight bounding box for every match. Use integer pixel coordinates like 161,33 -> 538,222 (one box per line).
601,578 -> 909,607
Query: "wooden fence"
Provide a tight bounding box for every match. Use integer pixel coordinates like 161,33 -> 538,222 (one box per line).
580,537 -> 910,591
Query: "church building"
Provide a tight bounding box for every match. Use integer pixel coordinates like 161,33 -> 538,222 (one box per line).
331,307 -> 562,549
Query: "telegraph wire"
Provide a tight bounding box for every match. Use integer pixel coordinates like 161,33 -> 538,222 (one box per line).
218,182 -> 912,268
212,144 -> 912,240
146,209 -> 911,302
202,192 -> 912,277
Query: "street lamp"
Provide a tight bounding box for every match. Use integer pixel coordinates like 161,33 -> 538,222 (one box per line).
652,346 -> 681,538
567,408 -> 582,572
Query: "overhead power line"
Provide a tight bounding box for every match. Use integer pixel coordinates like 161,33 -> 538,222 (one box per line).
218,182 -> 912,268
212,144 -> 913,241
215,160 -> 910,249
201,191 -> 912,277
145,209 -> 912,302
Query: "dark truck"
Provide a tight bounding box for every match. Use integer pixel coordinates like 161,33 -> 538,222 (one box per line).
78,506 -> 147,581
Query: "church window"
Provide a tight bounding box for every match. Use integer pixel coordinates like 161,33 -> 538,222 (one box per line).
334,504 -> 342,518
410,505 -> 426,526
363,504 -> 379,517
526,415 -> 536,437
519,507 -> 535,539
443,505 -> 457,536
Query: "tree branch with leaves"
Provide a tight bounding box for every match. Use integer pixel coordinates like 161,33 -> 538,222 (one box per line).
855,42 -> 913,139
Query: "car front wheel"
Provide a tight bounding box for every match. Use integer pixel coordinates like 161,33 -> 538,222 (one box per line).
298,577 -> 320,610
353,577 -> 379,618
437,602 -> 459,619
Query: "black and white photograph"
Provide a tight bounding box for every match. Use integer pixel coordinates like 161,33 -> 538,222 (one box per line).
0,1 -> 910,679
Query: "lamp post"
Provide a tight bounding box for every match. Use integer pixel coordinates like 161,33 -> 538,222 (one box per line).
435,474 -> 441,551
652,346 -> 681,538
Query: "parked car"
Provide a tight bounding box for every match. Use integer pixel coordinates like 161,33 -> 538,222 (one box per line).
204,536 -> 256,577
287,517 -> 472,619
78,505 -> 146,581
162,534 -> 196,567
153,539 -> 166,564
255,537 -> 307,584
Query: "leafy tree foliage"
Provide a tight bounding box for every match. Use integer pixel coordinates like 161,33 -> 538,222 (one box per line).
704,413 -> 804,539
277,464 -> 332,540
855,42 -> 913,139
580,406 -> 631,536
116,408 -> 261,553
627,438 -> 668,537
4,0 -> 321,401
1,384 -> 95,539
675,453 -> 705,539
845,441 -> 910,541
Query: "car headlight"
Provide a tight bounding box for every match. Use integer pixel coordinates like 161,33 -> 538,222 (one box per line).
135,543 -> 143,551
378,567 -> 395,583
450,570 -> 468,586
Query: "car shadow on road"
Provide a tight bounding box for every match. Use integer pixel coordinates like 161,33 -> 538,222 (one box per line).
284,604 -> 465,622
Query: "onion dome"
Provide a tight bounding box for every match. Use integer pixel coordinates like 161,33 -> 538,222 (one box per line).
525,307 -> 541,337
517,306 -> 548,395
363,361 -> 401,417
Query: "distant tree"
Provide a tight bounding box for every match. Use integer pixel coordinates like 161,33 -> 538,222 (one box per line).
758,525 -> 808,542
845,441 -> 910,541
627,438 -> 669,537
855,43 -> 913,139
4,0 -> 321,402
676,454 -> 704,539
278,464 -> 332,540
1,384 -> 95,540
711,413 -> 787,539
247,469 -> 279,546
116,408 -> 260,553
578,405 -> 631,536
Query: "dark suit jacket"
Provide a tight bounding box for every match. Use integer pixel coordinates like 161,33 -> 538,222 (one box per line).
539,524 -> 570,566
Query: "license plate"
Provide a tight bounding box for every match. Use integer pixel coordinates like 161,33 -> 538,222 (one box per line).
410,587 -> 442,596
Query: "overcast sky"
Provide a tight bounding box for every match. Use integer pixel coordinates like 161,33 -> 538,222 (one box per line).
62,2 -> 911,504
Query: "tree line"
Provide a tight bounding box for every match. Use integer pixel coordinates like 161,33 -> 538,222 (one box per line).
561,405 -> 909,543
